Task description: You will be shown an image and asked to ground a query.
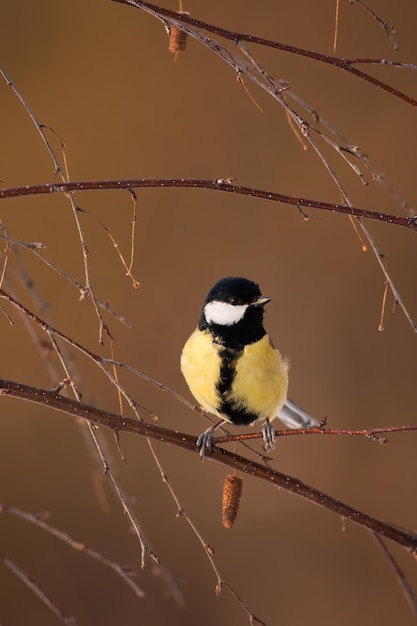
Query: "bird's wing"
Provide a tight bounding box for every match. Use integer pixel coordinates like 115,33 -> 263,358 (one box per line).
278,398 -> 319,429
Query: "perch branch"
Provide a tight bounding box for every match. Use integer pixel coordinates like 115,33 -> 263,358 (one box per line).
1,378 -> 417,555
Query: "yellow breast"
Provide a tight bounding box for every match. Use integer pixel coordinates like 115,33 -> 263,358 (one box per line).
230,335 -> 289,421
181,330 -> 289,423
180,328 -> 223,416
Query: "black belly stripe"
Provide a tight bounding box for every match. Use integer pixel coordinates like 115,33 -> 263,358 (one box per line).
216,346 -> 259,426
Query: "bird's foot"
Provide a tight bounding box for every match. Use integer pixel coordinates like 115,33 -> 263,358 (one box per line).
196,427 -> 215,461
262,419 -> 276,453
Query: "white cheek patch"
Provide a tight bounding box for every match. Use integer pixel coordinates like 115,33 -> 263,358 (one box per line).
204,300 -> 248,326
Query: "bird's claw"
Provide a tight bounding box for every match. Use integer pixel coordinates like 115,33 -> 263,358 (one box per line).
196,427 -> 215,461
262,420 -> 276,453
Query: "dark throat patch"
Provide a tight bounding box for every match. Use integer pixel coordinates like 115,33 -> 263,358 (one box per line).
216,345 -> 259,426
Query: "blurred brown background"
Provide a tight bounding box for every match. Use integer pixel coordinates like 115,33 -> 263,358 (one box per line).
1,0 -> 417,624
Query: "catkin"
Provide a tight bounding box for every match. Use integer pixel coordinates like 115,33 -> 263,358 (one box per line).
168,11 -> 189,56
168,26 -> 188,54
222,475 -> 243,529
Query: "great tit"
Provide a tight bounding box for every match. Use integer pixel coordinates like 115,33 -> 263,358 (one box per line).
180,276 -> 318,457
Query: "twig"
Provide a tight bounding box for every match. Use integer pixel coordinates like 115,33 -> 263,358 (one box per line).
45,333 -> 159,570
145,439 -> 262,620
282,92 -> 416,217
2,180 -> 416,333
214,424 -> 417,445
77,204 -> 140,289
0,503 -> 145,598
110,0 -> 417,106
0,67 -> 111,344
0,233 -> 132,327
354,217 -> 417,333
0,69 -> 65,177
222,580 -> 268,625
372,532 -> 417,617
0,552 -> 76,625
352,0 -> 399,51
334,0 -> 340,52
1,180 -> 415,231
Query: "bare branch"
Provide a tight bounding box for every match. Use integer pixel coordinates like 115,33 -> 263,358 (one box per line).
1,377 -> 417,555
0,503 -> 145,598
109,0 -> 417,106
353,0 -> 399,51
372,533 -> 417,618
0,552 -> 76,625
1,180 -> 415,231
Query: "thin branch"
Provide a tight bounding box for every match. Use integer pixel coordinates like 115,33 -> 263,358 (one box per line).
0,67 -> 111,343
145,439 -> 263,620
77,204 -> 140,289
0,503 -> 145,598
110,0 -> 417,107
0,552 -> 76,625
45,326 -> 160,570
333,0 -> 341,52
354,217 -> 417,333
214,424 -> 417,445
1,378 -> 417,555
0,233 -> 132,327
222,580 -> 268,625
1,182 -> 416,336
1,180 -> 415,231
0,69 -> 66,177
372,532 -> 417,618
353,0 -> 399,51
282,92 -> 416,217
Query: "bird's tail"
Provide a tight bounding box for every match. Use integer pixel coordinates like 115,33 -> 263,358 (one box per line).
278,398 -> 319,429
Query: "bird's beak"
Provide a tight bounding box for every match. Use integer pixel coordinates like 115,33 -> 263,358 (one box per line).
252,296 -> 271,307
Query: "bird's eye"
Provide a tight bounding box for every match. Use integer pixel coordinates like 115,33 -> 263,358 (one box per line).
229,296 -> 240,305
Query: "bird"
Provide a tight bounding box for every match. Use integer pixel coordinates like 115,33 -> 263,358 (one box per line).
180,276 -> 319,458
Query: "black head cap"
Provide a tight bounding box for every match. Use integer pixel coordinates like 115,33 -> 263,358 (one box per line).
204,276 -> 262,306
